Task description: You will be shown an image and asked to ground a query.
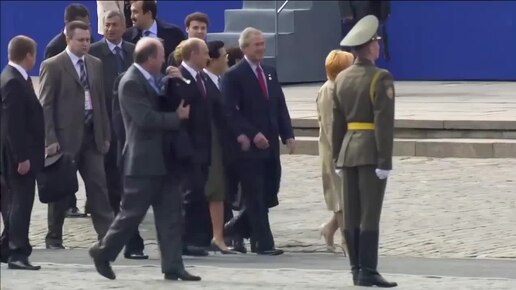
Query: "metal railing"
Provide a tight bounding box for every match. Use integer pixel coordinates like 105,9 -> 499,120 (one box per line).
274,0 -> 289,60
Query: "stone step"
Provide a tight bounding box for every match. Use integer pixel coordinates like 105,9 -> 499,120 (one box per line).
207,31 -> 294,58
292,119 -> 516,139
242,0 -> 314,10
281,137 -> 516,158
224,9 -> 301,33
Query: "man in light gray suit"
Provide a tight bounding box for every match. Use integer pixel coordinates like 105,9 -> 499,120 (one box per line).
88,37 -> 201,282
38,20 -> 114,249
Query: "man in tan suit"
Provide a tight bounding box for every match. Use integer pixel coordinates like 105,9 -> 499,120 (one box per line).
332,15 -> 397,287
39,20 -> 114,250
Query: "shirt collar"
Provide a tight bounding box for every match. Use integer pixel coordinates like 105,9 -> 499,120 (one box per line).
65,47 -> 85,65
106,39 -> 123,53
182,61 -> 200,79
8,61 -> 29,80
144,20 -> 158,37
244,55 -> 261,72
203,68 -> 220,88
134,63 -> 153,81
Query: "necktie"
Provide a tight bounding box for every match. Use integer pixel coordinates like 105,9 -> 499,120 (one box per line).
143,30 -> 151,37
256,66 -> 268,100
114,46 -> 124,74
217,76 -> 222,90
27,77 -> 34,92
148,76 -> 160,93
78,59 -> 93,125
196,72 -> 206,98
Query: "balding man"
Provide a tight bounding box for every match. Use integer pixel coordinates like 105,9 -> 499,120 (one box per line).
89,37 -> 200,282
178,38 -> 213,256
1,35 -> 44,270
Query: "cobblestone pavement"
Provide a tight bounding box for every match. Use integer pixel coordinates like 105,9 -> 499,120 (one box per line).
12,156 -> 516,258
2,262 -> 516,290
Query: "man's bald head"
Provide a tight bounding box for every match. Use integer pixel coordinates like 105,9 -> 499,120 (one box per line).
134,37 -> 165,74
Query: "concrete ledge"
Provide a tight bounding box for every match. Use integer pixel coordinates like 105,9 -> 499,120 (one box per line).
281,137 -> 516,158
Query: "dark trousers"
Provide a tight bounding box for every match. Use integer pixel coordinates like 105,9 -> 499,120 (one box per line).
98,174 -> 184,273
238,158 -> 275,251
46,129 -> 114,246
183,163 -> 212,247
0,164 -> 37,261
104,136 -> 144,254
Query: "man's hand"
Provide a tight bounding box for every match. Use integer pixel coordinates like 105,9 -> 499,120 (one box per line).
237,134 -> 250,151
17,160 -> 31,175
375,169 -> 390,180
176,99 -> 190,120
102,141 -> 110,154
253,132 -> 269,150
166,66 -> 183,79
286,138 -> 296,154
45,142 -> 60,156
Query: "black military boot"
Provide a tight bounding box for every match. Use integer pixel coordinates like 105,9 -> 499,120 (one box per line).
357,230 -> 397,288
343,228 -> 360,285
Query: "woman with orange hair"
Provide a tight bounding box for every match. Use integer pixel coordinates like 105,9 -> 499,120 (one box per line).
316,49 -> 354,254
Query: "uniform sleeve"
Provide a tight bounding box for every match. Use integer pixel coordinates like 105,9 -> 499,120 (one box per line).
373,71 -> 395,170
331,80 -> 347,164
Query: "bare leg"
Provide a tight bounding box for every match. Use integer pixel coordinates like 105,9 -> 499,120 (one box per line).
320,213 -> 339,251
209,201 -> 230,251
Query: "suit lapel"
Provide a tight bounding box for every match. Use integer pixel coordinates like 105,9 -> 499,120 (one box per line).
60,52 -> 82,87
132,65 -> 158,97
84,55 -> 96,91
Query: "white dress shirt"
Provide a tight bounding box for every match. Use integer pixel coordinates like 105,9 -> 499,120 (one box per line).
143,20 -> 158,38
8,61 -> 28,80
106,39 -> 123,54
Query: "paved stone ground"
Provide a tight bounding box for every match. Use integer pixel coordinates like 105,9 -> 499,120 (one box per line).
11,156 -> 516,259
3,262 -> 516,290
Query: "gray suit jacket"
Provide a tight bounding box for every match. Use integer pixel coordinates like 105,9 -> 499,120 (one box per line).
119,65 -> 181,176
89,39 -> 135,118
39,51 -> 111,155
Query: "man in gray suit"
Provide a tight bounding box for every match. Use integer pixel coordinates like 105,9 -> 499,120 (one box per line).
89,10 -> 147,260
38,20 -> 114,249
89,37 -> 200,282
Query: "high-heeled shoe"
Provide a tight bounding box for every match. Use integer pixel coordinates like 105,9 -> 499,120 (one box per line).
211,239 -> 238,254
319,223 -> 337,253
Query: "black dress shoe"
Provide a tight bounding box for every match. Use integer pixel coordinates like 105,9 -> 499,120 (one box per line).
182,245 -> 209,257
357,271 -> 397,288
46,244 -> 65,250
165,269 -> 201,281
257,249 -> 284,256
66,207 -> 87,218
232,239 -> 247,254
124,252 -> 149,260
7,259 -> 41,270
88,244 -> 116,280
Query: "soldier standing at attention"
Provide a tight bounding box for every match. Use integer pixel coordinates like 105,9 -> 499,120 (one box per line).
332,15 -> 397,288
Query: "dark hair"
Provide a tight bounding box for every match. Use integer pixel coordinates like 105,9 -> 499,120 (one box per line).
207,40 -> 224,59
226,46 -> 243,67
134,42 -> 159,64
66,21 -> 91,39
185,12 -> 209,28
8,35 -> 37,62
64,3 -> 89,23
134,0 -> 157,19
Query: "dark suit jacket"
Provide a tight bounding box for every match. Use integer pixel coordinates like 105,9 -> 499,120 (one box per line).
221,60 -> 295,208
0,65 -> 45,175
221,59 -> 294,159
123,19 -> 186,63
44,32 -> 97,60
179,65 -> 212,165
118,65 -> 181,176
89,39 -> 135,118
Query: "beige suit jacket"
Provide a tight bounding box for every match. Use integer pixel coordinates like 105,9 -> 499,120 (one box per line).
39,51 -> 110,156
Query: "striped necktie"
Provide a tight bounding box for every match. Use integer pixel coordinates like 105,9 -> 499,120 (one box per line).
77,59 -> 93,125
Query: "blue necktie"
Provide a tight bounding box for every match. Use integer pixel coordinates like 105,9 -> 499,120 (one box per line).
114,46 -> 124,74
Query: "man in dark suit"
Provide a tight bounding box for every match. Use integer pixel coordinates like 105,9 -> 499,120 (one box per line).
39,21 -> 114,250
123,0 -> 185,62
0,36 -> 45,270
89,10 -> 148,260
89,37 -> 200,282
44,3 -> 92,218
178,38 -> 213,256
221,27 -> 296,256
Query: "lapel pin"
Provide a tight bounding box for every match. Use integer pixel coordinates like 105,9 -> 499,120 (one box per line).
267,74 -> 272,81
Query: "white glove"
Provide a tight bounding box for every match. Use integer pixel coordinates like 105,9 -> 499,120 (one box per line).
375,169 -> 390,180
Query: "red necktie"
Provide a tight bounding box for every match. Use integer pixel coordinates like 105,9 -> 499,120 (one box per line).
256,66 -> 268,100
196,72 -> 206,99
